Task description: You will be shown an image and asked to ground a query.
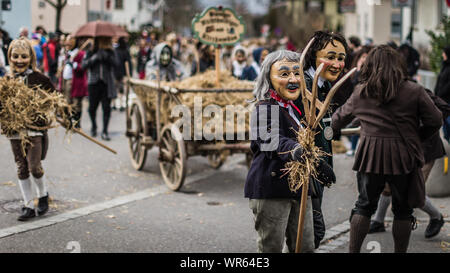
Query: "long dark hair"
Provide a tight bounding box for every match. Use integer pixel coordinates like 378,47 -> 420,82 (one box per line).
359,45 -> 407,104
303,30 -> 349,70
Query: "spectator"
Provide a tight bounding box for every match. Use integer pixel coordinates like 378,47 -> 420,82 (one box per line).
19,27 -> 29,38
82,37 -> 118,141
231,46 -> 247,78
137,38 -> 151,79
191,43 -> 215,75
114,37 -> 132,111
398,43 -> 421,79
42,32 -> 61,84
435,45 -> 450,143
241,47 -> 269,81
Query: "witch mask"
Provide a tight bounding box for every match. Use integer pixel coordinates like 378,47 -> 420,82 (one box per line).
270,59 -> 301,101
315,40 -> 346,82
8,38 -> 36,74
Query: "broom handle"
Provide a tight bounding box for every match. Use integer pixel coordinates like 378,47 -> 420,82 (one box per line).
57,119 -> 117,154
72,127 -> 117,154
295,178 -> 309,253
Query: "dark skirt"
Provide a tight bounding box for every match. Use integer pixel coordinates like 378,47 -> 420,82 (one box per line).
353,134 -> 423,175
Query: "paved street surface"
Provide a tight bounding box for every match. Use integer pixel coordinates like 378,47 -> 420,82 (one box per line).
0,100 -> 448,253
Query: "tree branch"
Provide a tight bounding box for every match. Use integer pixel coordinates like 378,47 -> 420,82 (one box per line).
43,0 -> 57,8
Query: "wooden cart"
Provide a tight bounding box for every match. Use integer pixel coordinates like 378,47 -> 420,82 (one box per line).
125,78 -> 254,191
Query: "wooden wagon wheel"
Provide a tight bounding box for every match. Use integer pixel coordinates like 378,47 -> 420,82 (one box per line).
207,153 -> 225,169
127,101 -> 148,170
159,124 -> 187,191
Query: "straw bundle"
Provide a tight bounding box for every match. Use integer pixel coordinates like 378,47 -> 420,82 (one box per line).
133,70 -> 255,138
164,70 -> 254,90
0,77 -> 71,154
281,124 -> 329,193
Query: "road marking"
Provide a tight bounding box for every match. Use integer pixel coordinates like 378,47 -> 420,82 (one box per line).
0,156 -> 245,239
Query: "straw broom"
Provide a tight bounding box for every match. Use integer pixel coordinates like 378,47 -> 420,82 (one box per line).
282,38 -> 357,252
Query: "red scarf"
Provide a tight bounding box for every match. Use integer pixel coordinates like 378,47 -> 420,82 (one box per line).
269,89 -> 302,117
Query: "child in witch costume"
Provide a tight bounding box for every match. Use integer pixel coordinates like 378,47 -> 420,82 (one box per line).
245,50 -> 336,253
332,45 -> 442,253
2,38 -> 72,221
293,31 -> 349,248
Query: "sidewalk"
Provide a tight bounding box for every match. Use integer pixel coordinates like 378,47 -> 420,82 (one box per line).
317,195 -> 450,253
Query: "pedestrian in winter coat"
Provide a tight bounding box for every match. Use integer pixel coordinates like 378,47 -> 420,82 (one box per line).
434,45 -> 450,143
82,37 -> 117,141
113,37 -> 132,111
332,45 -> 442,253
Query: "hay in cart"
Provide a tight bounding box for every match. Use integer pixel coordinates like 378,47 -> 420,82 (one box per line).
132,70 -> 255,138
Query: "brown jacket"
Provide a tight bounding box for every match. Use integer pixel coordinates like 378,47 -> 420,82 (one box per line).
332,80 -> 442,175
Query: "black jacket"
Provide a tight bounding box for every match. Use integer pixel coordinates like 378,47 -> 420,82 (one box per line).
435,60 -> 450,103
245,99 -> 303,199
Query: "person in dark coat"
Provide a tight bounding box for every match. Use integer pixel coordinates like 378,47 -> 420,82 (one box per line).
82,37 -> 118,141
435,46 -> 450,143
368,89 -> 450,238
191,43 -> 215,75
332,45 -> 442,253
245,50 -> 336,253
294,30 -> 349,249
113,37 -> 132,111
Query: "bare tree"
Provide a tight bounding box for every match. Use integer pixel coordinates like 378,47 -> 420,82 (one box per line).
44,0 -> 68,32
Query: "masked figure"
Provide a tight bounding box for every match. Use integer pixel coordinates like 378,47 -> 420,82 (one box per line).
293,31 -> 347,249
2,38 -> 61,221
145,43 -> 185,82
245,50 -> 335,253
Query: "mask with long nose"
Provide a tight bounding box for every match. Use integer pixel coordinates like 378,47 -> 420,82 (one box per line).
270,59 -> 301,101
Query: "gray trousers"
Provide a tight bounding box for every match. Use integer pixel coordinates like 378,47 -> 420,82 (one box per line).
249,197 -> 315,253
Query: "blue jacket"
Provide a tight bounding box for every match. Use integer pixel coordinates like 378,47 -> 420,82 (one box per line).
245,99 -> 304,199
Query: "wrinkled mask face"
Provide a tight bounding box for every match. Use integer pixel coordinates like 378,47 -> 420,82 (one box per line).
160,46 -> 172,66
10,47 -> 31,74
270,59 -> 301,101
315,40 -> 346,82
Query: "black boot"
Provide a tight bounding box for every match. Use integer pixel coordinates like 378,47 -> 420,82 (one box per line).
349,214 -> 370,253
425,214 -> 444,238
368,220 -> 386,233
37,194 -> 49,216
101,132 -> 111,141
18,207 -> 36,221
392,218 -> 415,253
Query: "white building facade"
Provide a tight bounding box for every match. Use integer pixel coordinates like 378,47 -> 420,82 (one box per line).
343,0 -> 449,48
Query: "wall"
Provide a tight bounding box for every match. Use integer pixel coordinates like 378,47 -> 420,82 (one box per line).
110,0 -> 141,31
31,0 -> 88,34
1,0 -> 32,39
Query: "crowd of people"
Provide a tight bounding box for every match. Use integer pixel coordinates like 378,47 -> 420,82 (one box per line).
0,23 -> 449,254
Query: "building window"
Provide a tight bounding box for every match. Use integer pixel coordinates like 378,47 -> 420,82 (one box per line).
115,0 -> 123,9
391,13 -> 402,38
438,0 -> 448,21
38,1 -> 46,8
